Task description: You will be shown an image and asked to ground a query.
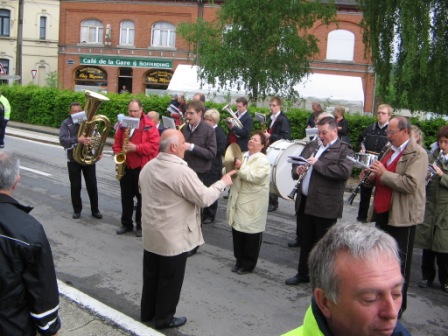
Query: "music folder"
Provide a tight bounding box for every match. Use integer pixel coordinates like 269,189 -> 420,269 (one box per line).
121,116 -> 140,129
162,116 -> 176,129
71,111 -> 87,124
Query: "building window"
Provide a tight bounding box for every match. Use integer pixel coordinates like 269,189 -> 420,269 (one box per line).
326,30 -> 355,61
151,22 -> 175,48
80,19 -> 104,44
0,9 -> 10,36
39,16 -> 47,40
120,20 -> 135,46
0,59 -> 9,84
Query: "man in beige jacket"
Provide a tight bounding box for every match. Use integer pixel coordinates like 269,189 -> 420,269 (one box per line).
139,129 -> 235,330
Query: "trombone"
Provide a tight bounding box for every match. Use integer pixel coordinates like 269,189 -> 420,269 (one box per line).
222,103 -> 244,129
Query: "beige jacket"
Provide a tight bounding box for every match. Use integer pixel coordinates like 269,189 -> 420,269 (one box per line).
374,137 -> 428,227
139,152 -> 227,256
227,152 -> 271,233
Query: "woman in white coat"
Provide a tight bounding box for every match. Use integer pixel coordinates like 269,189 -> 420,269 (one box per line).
227,131 -> 271,275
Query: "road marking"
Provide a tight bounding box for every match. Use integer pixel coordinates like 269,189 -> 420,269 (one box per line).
58,280 -> 163,336
20,166 -> 52,177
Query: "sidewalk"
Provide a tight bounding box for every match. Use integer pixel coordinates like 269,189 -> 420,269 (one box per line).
5,122 -> 162,336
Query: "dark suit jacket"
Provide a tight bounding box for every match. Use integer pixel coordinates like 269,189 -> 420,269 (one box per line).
293,139 -> 353,219
227,111 -> 253,151
211,125 -> 227,178
269,112 -> 291,144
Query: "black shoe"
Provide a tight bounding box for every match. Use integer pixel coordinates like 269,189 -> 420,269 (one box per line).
202,217 -> 214,224
356,217 -> 367,223
0,145 -> 4,148
116,226 -> 133,235
442,284 -> 448,293
135,229 -> 142,237
92,211 -> 102,219
287,239 -> 300,248
155,316 -> 187,330
187,247 -> 198,257
285,274 -> 310,286
223,195 -> 229,199
268,204 -> 278,212
231,265 -> 240,273
418,279 -> 431,288
72,212 -> 81,219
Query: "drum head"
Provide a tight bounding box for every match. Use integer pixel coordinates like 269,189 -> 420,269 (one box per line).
266,140 -> 306,200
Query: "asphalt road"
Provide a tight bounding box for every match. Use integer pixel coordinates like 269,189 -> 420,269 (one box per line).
5,133 -> 448,336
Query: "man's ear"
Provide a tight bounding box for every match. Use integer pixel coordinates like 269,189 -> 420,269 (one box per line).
11,175 -> 21,191
314,288 -> 332,319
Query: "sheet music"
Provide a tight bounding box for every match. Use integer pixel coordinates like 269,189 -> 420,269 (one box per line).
162,116 -> 176,129
121,116 -> 140,129
71,111 -> 87,124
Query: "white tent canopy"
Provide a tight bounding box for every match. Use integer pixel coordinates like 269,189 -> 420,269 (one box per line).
167,65 -> 364,112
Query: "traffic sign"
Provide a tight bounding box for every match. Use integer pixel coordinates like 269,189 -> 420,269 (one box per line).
31,69 -> 37,78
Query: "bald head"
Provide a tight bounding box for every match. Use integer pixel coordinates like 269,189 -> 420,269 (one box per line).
147,111 -> 159,123
160,129 -> 186,158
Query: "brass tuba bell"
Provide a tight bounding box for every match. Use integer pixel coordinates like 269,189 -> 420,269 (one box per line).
73,90 -> 111,165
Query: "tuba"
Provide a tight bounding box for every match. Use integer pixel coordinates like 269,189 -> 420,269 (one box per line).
222,103 -> 244,129
73,90 -> 111,165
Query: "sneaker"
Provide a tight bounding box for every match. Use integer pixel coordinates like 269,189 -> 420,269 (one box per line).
442,284 -> 448,293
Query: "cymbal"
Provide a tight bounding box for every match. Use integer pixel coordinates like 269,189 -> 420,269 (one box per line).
224,143 -> 243,173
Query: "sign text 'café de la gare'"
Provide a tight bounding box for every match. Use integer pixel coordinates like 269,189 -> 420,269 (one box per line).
80,55 -> 172,69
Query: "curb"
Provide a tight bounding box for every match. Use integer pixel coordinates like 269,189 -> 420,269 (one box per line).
58,280 -> 163,336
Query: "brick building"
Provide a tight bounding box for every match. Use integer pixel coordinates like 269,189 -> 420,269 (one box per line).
58,0 -> 375,113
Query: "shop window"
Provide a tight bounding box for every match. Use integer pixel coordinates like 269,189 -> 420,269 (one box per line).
80,19 -> 104,44
326,30 -> 355,61
144,69 -> 173,90
74,66 -> 108,92
0,9 -> 10,36
120,20 -> 135,46
151,22 -> 175,48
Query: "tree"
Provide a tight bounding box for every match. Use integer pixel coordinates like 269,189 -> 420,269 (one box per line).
358,0 -> 448,113
178,0 -> 335,103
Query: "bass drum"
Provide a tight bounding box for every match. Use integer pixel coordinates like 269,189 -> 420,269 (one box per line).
266,139 -> 307,200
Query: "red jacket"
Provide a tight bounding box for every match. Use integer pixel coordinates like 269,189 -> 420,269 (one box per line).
113,115 -> 160,169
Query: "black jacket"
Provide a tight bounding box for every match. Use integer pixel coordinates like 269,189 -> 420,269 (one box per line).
59,116 -> 79,162
226,111 -> 253,151
269,112 -> 291,144
0,193 -> 60,336
359,122 -> 389,153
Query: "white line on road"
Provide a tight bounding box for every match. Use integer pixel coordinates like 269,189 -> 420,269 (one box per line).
20,166 -> 52,177
57,280 -> 163,336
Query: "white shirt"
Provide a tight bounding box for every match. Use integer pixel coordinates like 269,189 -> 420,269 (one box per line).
269,112 -> 280,128
302,139 -> 337,196
387,139 -> 409,165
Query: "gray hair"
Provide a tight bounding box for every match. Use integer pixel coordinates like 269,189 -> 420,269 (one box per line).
0,151 -> 20,190
308,222 -> 400,303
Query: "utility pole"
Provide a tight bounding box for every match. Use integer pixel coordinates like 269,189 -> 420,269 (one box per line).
15,0 -> 24,84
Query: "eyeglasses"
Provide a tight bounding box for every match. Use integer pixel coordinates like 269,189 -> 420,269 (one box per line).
128,110 -> 140,113
186,111 -> 196,115
385,129 -> 401,135
269,104 -> 278,107
377,112 -> 389,115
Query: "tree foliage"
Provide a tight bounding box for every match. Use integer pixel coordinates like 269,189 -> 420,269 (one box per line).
178,0 -> 335,103
358,0 -> 448,113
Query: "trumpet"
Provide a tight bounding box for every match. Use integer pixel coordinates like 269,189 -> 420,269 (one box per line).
222,103 -> 244,129
346,143 -> 391,205
426,151 -> 444,186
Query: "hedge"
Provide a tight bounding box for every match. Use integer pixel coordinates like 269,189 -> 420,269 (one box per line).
1,84 -> 445,150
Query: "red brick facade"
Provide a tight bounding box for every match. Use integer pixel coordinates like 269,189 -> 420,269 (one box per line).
58,0 -> 375,112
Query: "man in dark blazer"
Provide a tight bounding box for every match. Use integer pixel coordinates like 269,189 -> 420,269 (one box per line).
147,111 -> 165,135
226,97 -> 253,151
285,117 -> 353,286
263,96 -> 291,212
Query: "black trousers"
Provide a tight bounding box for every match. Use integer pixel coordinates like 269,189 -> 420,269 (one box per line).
232,228 -> 263,271
120,166 -> 141,228
67,161 -> 99,214
0,119 -> 8,146
297,195 -> 336,278
376,212 -> 416,315
201,170 -> 218,220
141,250 -> 188,326
421,249 -> 448,286
357,184 -> 373,220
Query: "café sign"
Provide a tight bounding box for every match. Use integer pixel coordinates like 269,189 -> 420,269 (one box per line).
80,55 -> 172,69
